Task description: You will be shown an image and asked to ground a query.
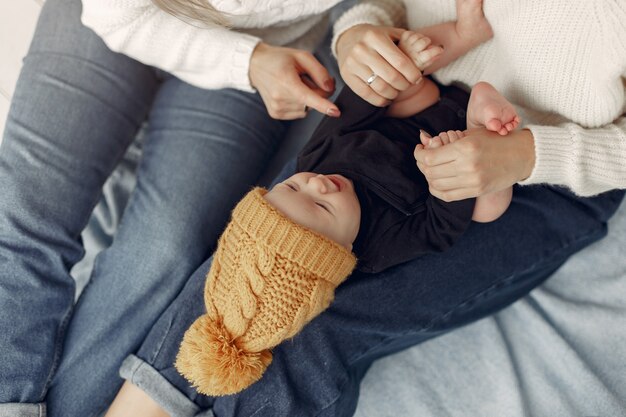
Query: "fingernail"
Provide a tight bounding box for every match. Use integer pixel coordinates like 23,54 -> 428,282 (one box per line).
416,77 -> 423,85
327,108 -> 340,117
324,79 -> 335,92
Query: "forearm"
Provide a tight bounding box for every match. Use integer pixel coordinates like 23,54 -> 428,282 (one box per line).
417,22 -> 482,75
81,0 -> 260,91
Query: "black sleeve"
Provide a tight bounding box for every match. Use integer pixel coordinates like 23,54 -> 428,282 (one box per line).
359,195 -> 475,274
308,87 -> 389,139
297,87 -> 391,172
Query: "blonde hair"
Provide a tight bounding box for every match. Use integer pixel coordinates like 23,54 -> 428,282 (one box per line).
152,0 -> 230,27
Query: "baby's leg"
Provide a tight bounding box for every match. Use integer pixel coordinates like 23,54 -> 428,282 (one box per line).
471,186 -> 513,223
419,129 -> 512,222
414,0 -> 493,75
386,79 -> 440,118
455,0 -> 493,49
467,81 -> 521,135
463,82 -> 519,219
388,0 -> 494,119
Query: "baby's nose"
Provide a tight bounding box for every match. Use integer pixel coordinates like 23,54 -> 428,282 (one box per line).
310,174 -> 329,193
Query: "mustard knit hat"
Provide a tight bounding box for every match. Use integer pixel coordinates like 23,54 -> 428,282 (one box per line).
175,187 -> 357,396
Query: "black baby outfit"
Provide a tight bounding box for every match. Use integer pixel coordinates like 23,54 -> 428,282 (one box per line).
297,83 -> 475,273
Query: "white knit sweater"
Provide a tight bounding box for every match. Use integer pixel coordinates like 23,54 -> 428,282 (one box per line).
81,0 -> 341,92
333,0 -> 626,196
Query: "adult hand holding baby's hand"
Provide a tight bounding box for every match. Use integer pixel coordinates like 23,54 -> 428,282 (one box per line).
414,128 -> 536,202
250,43 -> 340,120
335,24 -> 422,107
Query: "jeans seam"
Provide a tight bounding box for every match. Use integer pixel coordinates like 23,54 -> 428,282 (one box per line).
248,402 -> 270,417
41,245 -> 103,398
315,225 -> 604,417
145,312 -> 176,365
40,295 -> 74,402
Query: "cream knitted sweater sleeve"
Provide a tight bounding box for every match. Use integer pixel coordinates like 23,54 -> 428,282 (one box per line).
333,0 -> 626,197
520,109 -> 626,196
518,2 -> 626,196
81,0 -> 261,92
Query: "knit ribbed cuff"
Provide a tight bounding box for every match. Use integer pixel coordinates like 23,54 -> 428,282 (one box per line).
518,124 -> 576,188
331,1 -> 406,58
227,35 -> 262,93
179,29 -> 261,92
235,188 -> 357,285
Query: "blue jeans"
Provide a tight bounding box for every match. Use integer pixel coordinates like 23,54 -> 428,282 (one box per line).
121,159 -> 624,417
0,0 -> 292,415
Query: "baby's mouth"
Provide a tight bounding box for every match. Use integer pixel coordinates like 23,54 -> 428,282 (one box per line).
327,175 -> 343,191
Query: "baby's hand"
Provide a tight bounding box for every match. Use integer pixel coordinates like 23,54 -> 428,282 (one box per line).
398,31 -> 444,72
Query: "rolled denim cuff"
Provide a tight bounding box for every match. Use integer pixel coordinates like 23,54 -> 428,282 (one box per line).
0,403 -> 46,417
120,355 -> 214,417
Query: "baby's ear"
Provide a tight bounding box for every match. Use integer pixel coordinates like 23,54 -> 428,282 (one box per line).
419,129 -> 432,146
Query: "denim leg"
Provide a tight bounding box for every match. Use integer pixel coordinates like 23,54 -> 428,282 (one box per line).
45,75 -> 288,416
0,0 -> 157,410
125,164 -> 625,416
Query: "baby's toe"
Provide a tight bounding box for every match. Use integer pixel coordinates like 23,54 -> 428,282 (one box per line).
485,118 -> 503,133
449,130 -> 464,143
429,136 -> 443,148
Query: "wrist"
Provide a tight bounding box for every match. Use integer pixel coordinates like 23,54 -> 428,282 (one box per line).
454,17 -> 493,49
517,129 -> 536,181
249,42 -> 270,89
454,27 -> 490,50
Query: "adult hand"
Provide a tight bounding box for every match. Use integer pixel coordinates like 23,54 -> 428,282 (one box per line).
249,42 -> 340,120
414,128 -> 536,201
335,24 -> 422,107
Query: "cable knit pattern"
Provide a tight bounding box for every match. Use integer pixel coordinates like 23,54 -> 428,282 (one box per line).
81,0 -> 340,91
334,0 -> 626,196
176,188 -> 356,395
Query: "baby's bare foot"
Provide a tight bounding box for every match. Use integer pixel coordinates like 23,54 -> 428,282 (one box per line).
398,31 -> 444,72
467,82 -> 521,136
456,0 -> 493,45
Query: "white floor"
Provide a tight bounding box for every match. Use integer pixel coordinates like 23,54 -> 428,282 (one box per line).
0,0 -> 42,145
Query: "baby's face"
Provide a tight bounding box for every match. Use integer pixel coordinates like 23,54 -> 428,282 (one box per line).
264,172 -> 361,250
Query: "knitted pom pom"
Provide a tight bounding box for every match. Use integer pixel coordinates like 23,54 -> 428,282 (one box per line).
175,314 -> 273,396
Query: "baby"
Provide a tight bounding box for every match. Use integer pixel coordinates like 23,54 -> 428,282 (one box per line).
266,0 -> 518,273
176,0 -> 520,397
267,81 -> 518,273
